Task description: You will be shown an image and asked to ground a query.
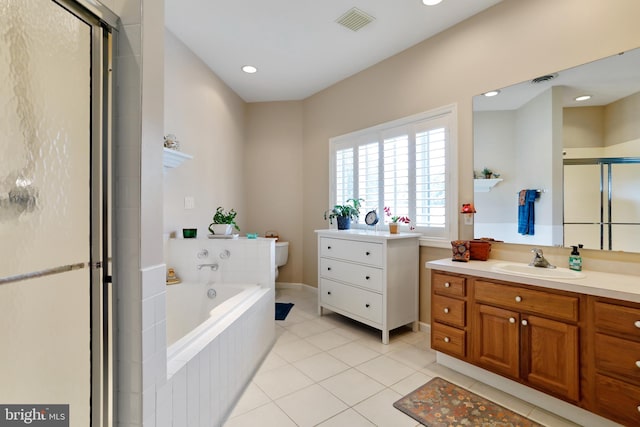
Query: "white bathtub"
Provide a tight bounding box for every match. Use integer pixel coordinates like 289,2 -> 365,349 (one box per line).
166,281 -> 259,348
163,279 -> 275,425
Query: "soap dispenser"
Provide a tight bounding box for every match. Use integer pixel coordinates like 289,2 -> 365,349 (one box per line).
569,244 -> 583,271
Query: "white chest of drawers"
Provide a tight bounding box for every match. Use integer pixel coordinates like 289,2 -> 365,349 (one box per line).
316,229 -> 420,344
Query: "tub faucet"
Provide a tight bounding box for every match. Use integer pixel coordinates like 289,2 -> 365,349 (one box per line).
529,248 -> 555,269
197,263 -> 219,271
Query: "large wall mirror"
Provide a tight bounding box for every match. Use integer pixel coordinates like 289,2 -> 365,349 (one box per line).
473,48 -> 640,253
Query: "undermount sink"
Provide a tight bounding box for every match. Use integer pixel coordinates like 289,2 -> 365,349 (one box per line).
492,262 -> 586,279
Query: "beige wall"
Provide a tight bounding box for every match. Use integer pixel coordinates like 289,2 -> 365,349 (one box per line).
606,90 -> 640,146
164,30 -> 246,239
245,102 -> 304,283
301,0 -> 640,296
162,0 -> 640,323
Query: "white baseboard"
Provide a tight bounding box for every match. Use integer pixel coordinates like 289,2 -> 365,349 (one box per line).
419,321 -> 431,334
275,282 -> 318,295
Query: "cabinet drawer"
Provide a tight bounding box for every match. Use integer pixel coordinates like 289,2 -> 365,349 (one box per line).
432,272 -> 466,297
320,278 -> 382,324
432,294 -> 466,328
594,374 -> 640,426
319,258 -> 383,292
595,333 -> 640,383
474,280 -> 579,322
432,322 -> 465,358
594,301 -> 640,341
320,237 -> 383,266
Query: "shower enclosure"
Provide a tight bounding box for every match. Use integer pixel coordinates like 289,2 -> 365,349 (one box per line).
564,158 -> 640,251
0,1 -> 116,426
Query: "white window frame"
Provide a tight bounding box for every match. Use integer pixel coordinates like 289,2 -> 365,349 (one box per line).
328,104 -> 458,248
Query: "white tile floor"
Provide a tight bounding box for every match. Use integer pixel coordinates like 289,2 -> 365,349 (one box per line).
223,286 -> 580,427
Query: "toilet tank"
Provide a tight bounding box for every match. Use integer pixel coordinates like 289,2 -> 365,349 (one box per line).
275,241 -> 289,267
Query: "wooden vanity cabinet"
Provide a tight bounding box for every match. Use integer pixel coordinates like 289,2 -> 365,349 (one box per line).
471,279 -> 581,402
431,270 -> 582,404
431,272 -> 468,358
589,297 -> 640,426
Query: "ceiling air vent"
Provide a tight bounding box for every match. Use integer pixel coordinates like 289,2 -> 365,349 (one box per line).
336,7 -> 375,32
531,73 -> 558,84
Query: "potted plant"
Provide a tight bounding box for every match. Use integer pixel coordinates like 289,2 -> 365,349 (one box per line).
208,206 -> 240,235
482,167 -> 493,179
323,198 -> 363,230
384,206 -> 411,234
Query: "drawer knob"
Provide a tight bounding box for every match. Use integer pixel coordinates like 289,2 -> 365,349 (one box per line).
444,282 -> 451,288
635,361 -> 640,369
635,320 -> 640,329
365,303 -> 370,308
443,337 -> 450,343
508,317 -> 516,324
443,308 -> 450,314
521,319 -> 528,326
327,291 -> 331,295
365,251 -> 371,256
327,267 -> 332,271
327,246 -> 332,250
365,275 -> 370,280
637,405 -> 640,413
515,296 -> 522,303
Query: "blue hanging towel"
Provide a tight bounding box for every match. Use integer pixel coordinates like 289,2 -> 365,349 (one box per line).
518,189 -> 538,235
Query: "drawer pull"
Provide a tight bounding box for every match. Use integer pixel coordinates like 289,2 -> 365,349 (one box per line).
637,405 -> 640,413
327,291 -> 331,295
515,296 -> 522,303
444,282 -> 451,288
327,246 -> 332,250
521,319 -> 528,326
365,251 -> 371,256
635,320 -> 640,329
365,275 -> 370,280
509,317 -> 516,324
635,361 -> 640,369
443,308 -> 450,314
365,303 -> 370,308
327,267 -> 332,271
444,337 -> 450,343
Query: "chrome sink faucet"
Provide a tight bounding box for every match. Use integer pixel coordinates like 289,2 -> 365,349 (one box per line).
529,248 -> 556,269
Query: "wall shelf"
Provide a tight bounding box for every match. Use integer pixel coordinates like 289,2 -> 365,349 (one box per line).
163,147 -> 193,169
474,178 -> 503,192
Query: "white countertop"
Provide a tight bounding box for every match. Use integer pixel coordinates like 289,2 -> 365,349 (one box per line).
426,258 -> 640,303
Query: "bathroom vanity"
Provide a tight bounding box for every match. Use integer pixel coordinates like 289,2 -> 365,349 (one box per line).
427,258 -> 640,426
316,229 -> 420,344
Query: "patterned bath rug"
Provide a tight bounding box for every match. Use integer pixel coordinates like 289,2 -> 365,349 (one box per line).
393,377 -> 543,427
275,302 -> 294,320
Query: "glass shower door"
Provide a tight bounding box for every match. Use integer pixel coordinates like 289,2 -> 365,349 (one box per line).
0,1 -> 113,425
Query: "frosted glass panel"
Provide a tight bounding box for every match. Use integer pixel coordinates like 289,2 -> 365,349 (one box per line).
611,163 -> 640,223
563,164 -> 602,223
0,1 -> 92,426
0,0 -> 91,277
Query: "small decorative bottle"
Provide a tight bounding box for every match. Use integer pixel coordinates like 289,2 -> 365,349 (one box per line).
569,244 -> 583,271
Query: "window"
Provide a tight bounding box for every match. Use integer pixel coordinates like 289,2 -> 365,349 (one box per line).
329,105 -> 458,245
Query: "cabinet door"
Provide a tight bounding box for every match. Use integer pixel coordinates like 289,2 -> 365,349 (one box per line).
472,304 -> 519,379
521,315 -> 579,402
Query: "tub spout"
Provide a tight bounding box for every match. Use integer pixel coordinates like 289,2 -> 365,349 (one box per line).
197,263 -> 219,271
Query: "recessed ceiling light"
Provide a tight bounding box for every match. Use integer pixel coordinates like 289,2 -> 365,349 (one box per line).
575,95 -> 592,102
242,65 -> 257,74
422,0 -> 443,5
483,90 -> 500,97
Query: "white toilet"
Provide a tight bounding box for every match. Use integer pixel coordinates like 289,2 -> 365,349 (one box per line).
275,241 -> 289,280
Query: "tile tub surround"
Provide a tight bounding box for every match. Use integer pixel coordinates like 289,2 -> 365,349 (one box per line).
157,285 -> 275,427
166,237 -> 275,289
